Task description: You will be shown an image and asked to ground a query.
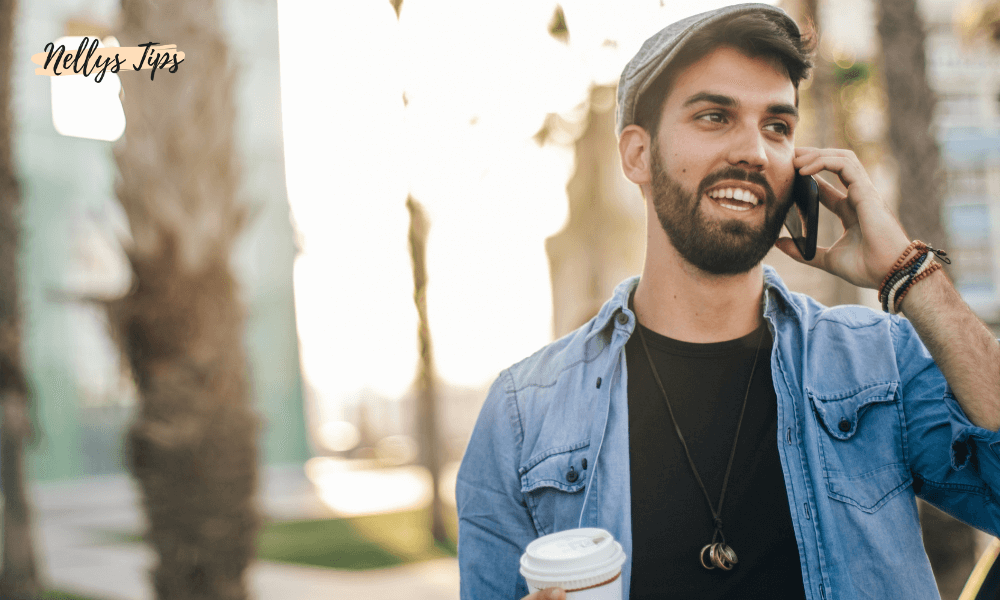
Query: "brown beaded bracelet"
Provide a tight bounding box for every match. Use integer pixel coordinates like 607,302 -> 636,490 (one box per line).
889,255 -> 933,313
878,240 -> 924,293
880,251 -> 928,309
893,262 -> 942,314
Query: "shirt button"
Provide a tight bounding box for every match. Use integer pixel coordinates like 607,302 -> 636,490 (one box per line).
616,313 -> 628,325
566,469 -> 579,483
838,419 -> 851,432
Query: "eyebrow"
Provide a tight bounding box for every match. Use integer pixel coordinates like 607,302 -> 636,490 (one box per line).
682,92 -> 799,119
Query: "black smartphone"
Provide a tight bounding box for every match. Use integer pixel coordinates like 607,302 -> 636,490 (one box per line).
783,173 -> 819,261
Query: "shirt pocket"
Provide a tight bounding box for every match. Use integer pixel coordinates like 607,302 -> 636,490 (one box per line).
809,382 -> 911,513
519,441 -> 590,536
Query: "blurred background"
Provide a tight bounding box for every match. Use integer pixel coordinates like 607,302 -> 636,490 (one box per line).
1,0 -> 999,598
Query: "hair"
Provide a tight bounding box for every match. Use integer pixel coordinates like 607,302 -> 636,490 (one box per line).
634,12 -> 816,141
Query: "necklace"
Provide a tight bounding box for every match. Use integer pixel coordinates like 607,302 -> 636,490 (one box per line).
635,320 -> 766,571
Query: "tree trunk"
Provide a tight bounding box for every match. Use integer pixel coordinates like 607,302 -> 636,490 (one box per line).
108,1 -> 260,598
800,0 -> 859,308
0,0 -> 41,597
545,85 -> 645,337
878,0 -> 948,248
406,196 -> 447,544
877,1 -> 975,599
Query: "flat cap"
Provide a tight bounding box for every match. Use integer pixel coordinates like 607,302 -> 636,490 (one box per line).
615,3 -> 800,135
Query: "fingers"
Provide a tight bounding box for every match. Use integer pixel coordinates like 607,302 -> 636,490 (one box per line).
794,154 -> 870,190
812,175 -> 857,228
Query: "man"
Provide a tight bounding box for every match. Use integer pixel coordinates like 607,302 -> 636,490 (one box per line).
456,4 -> 1000,599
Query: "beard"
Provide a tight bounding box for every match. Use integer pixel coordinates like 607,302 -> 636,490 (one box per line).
650,145 -> 792,275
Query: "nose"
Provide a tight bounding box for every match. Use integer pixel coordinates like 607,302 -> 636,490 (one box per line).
726,122 -> 768,171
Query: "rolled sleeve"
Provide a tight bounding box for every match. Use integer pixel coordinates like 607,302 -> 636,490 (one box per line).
894,316 -> 1000,535
457,371 -> 537,600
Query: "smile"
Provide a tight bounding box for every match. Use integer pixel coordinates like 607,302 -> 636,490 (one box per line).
705,185 -> 762,212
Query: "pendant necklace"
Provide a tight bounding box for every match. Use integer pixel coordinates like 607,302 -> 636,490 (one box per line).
635,319 -> 766,571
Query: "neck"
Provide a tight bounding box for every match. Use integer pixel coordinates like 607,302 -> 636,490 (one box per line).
634,221 -> 766,344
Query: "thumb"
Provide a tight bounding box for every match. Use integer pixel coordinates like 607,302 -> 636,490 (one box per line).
544,588 -> 567,600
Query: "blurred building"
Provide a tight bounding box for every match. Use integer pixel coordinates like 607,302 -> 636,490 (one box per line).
11,0 -> 308,480
924,2 -> 1000,323
819,0 -> 1000,325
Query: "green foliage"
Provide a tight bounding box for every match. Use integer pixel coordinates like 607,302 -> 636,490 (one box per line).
834,61 -> 872,86
258,508 -> 458,570
105,507 -> 459,571
257,517 -> 405,569
549,5 -> 569,43
41,592 -> 111,600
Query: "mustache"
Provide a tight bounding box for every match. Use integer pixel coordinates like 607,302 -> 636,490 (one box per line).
697,167 -> 777,204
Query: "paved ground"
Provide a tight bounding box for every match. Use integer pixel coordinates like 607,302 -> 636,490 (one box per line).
31,466 -> 460,600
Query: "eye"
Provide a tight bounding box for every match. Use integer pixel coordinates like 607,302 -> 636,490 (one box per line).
764,121 -> 791,136
696,111 -> 728,124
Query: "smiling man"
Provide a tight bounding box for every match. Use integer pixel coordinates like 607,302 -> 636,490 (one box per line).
457,4 -> 1000,600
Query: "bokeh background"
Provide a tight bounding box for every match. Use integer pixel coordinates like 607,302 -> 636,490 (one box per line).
1,0 -> 999,598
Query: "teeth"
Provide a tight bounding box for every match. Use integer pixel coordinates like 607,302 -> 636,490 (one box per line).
719,202 -> 751,211
707,187 -> 759,206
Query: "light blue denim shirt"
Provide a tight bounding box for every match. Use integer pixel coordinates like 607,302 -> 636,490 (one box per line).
457,266 -> 1000,600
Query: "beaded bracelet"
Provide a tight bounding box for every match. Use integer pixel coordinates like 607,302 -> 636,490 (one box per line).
882,252 -> 928,312
880,252 -> 927,311
878,240 -> 923,293
889,254 -> 933,314
879,244 -> 926,306
893,261 -> 943,314
883,253 -> 928,312
878,241 -> 952,311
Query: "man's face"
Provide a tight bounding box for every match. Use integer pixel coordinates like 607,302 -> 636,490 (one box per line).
648,46 -> 798,275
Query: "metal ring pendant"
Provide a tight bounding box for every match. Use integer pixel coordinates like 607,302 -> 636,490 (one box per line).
699,544 -> 715,570
700,542 -> 738,571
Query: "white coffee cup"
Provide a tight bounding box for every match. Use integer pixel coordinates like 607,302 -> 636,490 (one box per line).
519,527 -> 627,600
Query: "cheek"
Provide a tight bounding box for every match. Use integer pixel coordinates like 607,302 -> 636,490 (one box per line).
772,159 -> 796,197
778,173 -> 794,195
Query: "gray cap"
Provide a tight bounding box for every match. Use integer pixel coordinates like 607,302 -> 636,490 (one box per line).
616,3 -> 800,135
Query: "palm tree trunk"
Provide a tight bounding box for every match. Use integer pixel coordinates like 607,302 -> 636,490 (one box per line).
0,0 -> 41,597
406,196 -> 447,544
109,1 -> 260,598
877,1 -> 975,599
545,85 -> 645,337
800,0 -> 859,308
878,0 -> 948,247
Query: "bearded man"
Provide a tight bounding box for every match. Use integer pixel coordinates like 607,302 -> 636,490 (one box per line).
456,4 -> 1000,599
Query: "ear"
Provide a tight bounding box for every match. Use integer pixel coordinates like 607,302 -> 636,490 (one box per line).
619,124 -> 652,187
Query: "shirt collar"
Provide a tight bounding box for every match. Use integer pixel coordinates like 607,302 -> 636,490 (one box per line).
590,264 -> 801,339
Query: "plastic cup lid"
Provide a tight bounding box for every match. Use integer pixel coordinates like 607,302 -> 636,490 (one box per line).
520,528 -> 626,583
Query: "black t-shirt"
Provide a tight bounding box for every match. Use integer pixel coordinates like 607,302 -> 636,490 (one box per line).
626,308 -> 807,599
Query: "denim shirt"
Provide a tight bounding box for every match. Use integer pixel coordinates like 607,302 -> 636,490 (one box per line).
457,266 -> 1000,600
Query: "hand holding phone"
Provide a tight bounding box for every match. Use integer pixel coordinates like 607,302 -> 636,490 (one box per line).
783,173 -> 819,261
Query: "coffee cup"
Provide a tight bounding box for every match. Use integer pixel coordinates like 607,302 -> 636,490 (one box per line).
519,527 -> 627,599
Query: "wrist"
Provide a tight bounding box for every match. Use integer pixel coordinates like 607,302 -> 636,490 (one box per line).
877,240 -> 951,314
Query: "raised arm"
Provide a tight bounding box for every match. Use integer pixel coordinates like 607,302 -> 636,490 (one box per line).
779,147 -> 1000,431
897,269 -> 1000,431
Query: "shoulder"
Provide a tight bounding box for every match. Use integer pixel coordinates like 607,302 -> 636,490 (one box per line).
764,265 -> 894,333
473,304 -> 619,468
505,315 -> 610,392
780,292 -> 935,395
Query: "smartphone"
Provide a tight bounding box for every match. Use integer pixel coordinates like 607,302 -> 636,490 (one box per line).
783,173 -> 819,261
